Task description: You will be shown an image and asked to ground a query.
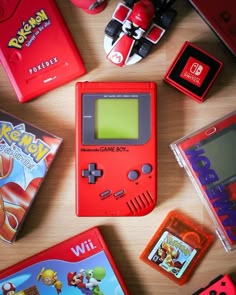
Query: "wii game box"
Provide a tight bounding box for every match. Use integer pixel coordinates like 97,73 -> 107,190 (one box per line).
0,227 -> 129,295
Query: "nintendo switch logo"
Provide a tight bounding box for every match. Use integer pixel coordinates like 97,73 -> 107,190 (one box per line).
190,63 -> 204,76
180,57 -> 210,87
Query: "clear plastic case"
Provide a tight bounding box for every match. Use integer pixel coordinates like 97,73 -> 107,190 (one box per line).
170,111 -> 236,251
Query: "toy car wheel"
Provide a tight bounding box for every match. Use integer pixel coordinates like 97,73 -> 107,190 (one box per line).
124,0 -> 137,8
158,8 -> 177,29
136,40 -> 153,58
105,20 -> 122,38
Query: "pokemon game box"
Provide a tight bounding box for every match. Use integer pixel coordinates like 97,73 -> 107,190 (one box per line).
0,109 -> 62,244
0,227 -> 129,295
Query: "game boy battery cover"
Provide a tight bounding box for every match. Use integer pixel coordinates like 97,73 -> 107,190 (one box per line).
75,81 -> 157,217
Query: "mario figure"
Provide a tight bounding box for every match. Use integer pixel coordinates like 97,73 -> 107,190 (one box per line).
1,282 -> 16,295
122,0 -> 155,39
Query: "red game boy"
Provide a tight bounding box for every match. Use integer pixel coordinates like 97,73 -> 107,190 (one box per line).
75,82 -> 157,216
0,0 -> 86,103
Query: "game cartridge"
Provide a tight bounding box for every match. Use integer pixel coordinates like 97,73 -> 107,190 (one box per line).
0,109 -> 62,243
0,227 -> 129,295
170,111 -> 236,251
75,81 -> 157,217
0,0 -> 86,103
139,210 -> 213,285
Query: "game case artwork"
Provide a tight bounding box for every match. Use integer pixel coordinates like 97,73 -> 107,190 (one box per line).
0,109 -> 62,244
0,227 -> 129,295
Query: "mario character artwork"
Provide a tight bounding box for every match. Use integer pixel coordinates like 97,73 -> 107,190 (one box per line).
104,0 -> 177,66
67,269 -> 92,295
68,267 -> 106,295
37,267 -> 62,294
1,282 -> 16,295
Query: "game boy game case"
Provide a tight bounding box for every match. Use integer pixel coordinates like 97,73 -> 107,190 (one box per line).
0,0 -> 86,103
75,81 -> 157,217
0,109 -> 62,243
170,111 -> 236,251
0,227 -> 129,295
140,211 -> 213,285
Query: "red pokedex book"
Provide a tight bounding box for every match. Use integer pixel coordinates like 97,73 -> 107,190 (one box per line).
0,109 -> 62,243
0,0 -> 86,103
0,227 -> 129,295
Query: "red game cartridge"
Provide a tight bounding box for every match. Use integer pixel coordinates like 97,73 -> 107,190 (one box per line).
0,227 -> 129,295
170,111 -> 236,251
0,109 -> 62,243
140,211 -> 213,285
0,0 -> 86,103
75,81 -> 157,217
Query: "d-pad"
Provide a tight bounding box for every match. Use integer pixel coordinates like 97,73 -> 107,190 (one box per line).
82,163 -> 103,184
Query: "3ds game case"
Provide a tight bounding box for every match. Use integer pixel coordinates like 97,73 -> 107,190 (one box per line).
76,81 -> 157,217
0,109 -> 62,244
170,111 -> 236,251
140,211 -> 213,285
0,227 -> 129,295
0,0 -> 86,103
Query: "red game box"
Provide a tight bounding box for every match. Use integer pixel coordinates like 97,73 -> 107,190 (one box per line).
0,0 -> 86,103
164,42 -> 223,103
0,109 -> 62,243
0,227 -> 129,295
188,0 -> 236,57
140,211 -> 213,285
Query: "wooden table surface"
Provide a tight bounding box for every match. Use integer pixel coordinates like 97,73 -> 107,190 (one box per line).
0,1 -> 236,294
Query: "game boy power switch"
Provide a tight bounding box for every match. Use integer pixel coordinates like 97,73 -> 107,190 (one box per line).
76,82 -> 157,216
0,0 -> 85,103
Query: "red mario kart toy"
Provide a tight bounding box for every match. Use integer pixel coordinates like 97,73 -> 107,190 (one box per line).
104,0 -> 177,66
70,0 -> 107,14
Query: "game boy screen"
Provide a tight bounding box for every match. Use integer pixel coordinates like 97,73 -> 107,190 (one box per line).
95,98 -> 139,139
201,127 -> 236,184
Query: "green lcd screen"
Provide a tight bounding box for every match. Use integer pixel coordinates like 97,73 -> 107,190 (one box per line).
95,99 -> 139,139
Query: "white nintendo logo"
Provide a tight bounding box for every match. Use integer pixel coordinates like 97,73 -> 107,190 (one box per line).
190,62 -> 203,76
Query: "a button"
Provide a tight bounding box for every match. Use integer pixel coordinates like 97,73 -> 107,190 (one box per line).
82,163 -> 103,184
114,190 -> 125,198
142,164 -> 152,174
128,170 -> 139,181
